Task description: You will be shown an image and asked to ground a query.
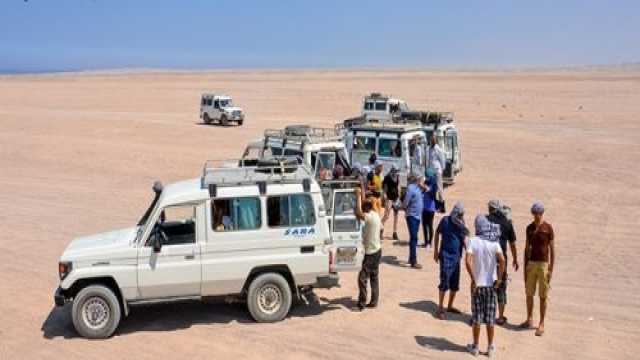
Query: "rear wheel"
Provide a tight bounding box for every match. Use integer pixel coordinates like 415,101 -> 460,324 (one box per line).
221,115 -> 229,126
247,273 -> 292,322
71,285 -> 121,339
203,113 -> 212,124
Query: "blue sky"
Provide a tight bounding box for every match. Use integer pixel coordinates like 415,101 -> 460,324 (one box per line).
1,0 -> 639,73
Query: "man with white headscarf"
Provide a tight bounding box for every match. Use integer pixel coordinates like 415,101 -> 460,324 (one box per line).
465,215 -> 506,357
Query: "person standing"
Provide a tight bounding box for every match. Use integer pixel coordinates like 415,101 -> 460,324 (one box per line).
433,202 -> 469,319
486,200 -> 519,325
353,188 -> 382,311
382,164 -> 401,240
402,173 -> 424,269
427,133 -> 446,202
465,215 -> 506,357
421,170 -> 438,248
520,202 -> 555,337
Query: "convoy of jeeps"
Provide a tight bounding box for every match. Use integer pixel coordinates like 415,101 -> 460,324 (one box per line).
54,92 -> 462,338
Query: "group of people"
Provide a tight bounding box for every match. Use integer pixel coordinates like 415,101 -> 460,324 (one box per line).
349,136 -> 556,357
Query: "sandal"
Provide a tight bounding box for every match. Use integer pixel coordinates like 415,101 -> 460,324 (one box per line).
535,327 -> 545,336
496,317 -> 507,325
436,310 -> 446,320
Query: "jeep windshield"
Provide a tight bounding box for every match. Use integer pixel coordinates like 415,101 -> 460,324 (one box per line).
219,99 -> 233,108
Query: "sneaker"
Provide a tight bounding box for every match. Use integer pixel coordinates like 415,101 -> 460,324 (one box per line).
487,345 -> 496,358
466,344 -> 479,357
411,263 -> 423,270
392,232 -> 399,240
366,302 -> 378,309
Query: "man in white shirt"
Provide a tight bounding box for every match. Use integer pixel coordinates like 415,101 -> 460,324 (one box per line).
354,188 -> 382,311
465,215 -> 506,357
427,133 -> 446,202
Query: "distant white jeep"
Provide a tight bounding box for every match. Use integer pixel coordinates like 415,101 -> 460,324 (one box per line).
54,160 -> 362,338
200,93 -> 244,126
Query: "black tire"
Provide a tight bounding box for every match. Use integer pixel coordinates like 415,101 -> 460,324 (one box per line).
237,119 -> 243,126
246,273 -> 292,323
221,115 -> 229,126
71,285 -> 121,339
203,113 -> 212,124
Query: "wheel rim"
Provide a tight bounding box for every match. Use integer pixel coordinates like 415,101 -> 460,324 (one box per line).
257,284 -> 282,315
81,296 -> 110,330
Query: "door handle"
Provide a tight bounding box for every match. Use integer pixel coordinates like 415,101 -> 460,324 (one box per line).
184,254 -> 195,260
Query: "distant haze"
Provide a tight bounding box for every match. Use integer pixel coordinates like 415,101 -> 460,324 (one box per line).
1,0 -> 639,73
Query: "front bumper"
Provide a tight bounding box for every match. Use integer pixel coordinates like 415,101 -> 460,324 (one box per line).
54,287 -> 67,307
315,273 -> 340,289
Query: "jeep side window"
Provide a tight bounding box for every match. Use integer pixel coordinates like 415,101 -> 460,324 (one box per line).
267,194 -> 315,227
375,101 -> 386,111
364,101 -> 374,110
147,204 -> 197,246
212,197 -> 261,232
201,98 -> 206,106
213,100 -> 219,109
206,98 -> 212,106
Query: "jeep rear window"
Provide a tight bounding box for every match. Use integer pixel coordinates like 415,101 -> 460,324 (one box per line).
364,101 -> 374,110
211,197 -> 261,232
267,194 -> 315,227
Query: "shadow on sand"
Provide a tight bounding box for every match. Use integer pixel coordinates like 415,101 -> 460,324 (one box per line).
415,335 -> 467,352
42,293 -> 350,339
381,255 -> 409,268
399,299 -> 471,325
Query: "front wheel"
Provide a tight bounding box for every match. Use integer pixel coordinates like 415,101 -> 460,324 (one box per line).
237,119 -> 244,126
71,285 -> 121,339
247,273 -> 292,323
220,115 -> 229,126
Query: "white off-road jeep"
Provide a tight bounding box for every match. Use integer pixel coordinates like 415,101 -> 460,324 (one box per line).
54,160 -> 362,338
200,93 -> 245,126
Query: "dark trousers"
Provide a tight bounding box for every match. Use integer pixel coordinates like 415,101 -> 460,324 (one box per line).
358,250 -> 381,306
406,216 -> 421,265
422,210 -> 435,246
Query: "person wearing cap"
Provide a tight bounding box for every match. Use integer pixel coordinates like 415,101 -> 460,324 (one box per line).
382,164 -> 401,240
520,201 -> 555,337
465,215 -> 506,357
421,169 -> 438,248
402,173 -> 424,269
433,202 -> 469,319
427,133 -> 446,202
486,200 -> 519,326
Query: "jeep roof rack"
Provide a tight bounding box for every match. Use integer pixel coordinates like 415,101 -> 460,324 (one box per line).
201,157 -> 314,196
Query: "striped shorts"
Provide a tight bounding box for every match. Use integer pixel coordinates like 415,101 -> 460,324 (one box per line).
471,286 -> 497,326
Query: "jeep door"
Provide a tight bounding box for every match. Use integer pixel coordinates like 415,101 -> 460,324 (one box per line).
443,129 -> 459,183
329,189 -> 363,272
137,203 -> 203,299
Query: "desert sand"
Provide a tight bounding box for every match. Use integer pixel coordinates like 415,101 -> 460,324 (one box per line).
1,69 -> 639,359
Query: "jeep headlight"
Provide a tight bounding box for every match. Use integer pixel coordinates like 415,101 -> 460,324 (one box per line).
58,261 -> 72,280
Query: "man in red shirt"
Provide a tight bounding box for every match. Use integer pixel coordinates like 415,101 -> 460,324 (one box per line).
520,201 -> 555,337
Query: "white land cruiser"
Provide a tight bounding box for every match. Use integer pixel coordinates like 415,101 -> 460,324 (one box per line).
241,125 -> 352,180
200,93 -> 245,126
54,160 -> 363,338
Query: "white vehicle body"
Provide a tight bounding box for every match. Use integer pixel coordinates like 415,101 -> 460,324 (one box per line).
362,93 -> 410,122
345,120 -> 462,189
241,125 -> 352,180
200,93 -> 245,125
54,161 -> 362,338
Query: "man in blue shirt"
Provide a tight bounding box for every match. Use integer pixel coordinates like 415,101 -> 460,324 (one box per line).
433,202 -> 469,319
402,173 -> 424,269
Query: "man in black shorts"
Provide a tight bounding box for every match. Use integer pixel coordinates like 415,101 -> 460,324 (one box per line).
382,165 -> 400,240
486,200 -> 519,325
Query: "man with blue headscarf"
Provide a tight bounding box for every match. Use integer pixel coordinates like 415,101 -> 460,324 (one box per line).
433,202 -> 469,319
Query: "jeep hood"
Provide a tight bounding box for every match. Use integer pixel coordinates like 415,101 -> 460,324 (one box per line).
61,227 -> 138,260
223,106 -> 243,113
